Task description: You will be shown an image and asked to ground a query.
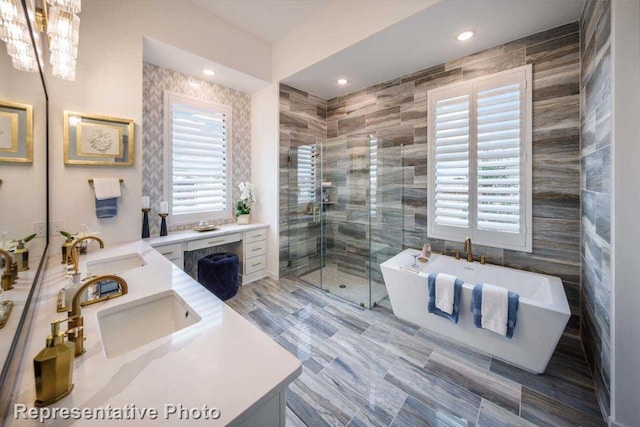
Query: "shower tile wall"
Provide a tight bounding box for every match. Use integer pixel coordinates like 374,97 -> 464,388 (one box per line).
580,0 -> 611,418
279,85 -> 327,276
280,22 -> 581,333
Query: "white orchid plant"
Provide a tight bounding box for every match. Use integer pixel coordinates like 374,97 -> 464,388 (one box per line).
236,182 -> 256,216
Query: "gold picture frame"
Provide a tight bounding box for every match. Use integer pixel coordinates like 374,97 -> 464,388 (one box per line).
63,111 -> 134,166
0,100 -> 33,163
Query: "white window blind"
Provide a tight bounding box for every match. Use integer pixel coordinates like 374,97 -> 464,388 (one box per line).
476,83 -> 521,233
428,65 -> 532,251
164,92 -> 232,223
369,135 -> 378,217
298,145 -> 316,203
433,94 -> 470,228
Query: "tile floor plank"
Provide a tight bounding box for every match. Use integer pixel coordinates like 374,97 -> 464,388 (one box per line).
477,399 -> 537,427
384,357 -> 482,423
520,387 -> 605,426
425,352 -> 521,415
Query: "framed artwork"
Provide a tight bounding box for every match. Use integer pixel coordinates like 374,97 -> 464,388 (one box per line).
63,111 -> 134,166
0,100 -> 33,163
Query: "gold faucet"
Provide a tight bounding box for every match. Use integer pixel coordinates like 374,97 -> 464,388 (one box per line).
70,236 -> 104,275
464,237 -> 473,263
0,248 -> 15,290
67,274 -> 128,357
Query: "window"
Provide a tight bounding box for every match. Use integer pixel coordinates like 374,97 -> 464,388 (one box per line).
427,65 -> 532,251
164,92 -> 232,224
369,135 -> 378,217
297,144 -> 316,203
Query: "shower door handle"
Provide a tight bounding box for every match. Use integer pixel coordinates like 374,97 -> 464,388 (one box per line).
313,206 -> 320,223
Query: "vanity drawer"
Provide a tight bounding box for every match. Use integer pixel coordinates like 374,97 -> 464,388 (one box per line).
187,232 -> 241,251
245,255 -> 267,275
244,228 -> 266,244
155,243 -> 182,261
245,240 -> 266,257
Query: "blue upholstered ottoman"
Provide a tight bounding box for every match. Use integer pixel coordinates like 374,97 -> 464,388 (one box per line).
197,253 -> 239,301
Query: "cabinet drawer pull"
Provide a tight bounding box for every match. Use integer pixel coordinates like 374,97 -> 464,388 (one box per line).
208,239 -> 225,245
251,248 -> 262,252
251,262 -> 262,267
252,234 -> 262,238
161,251 -> 173,256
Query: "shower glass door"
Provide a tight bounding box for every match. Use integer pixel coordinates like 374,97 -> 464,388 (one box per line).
287,134 -> 399,309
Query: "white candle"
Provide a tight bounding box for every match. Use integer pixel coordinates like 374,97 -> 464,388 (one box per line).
142,196 -> 150,209
160,201 -> 169,214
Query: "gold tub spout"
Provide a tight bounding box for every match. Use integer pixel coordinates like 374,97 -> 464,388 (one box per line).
0,248 -> 15,290
464,237 -> 473,263
70,236 -> 104,275
67,274 -> 128,357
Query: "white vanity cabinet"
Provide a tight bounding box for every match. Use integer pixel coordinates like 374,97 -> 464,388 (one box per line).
147,224 -> 269,285
153,242 -> 184,269
241,228 -> 268,284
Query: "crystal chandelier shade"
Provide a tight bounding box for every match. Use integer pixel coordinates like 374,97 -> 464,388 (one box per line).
0,0 -> 37,73
0,0 -> 81,79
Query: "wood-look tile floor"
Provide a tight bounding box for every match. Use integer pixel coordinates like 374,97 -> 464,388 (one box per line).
226,277 -> 605,427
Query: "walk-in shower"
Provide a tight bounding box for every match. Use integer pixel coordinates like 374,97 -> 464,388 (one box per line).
285,133 -> 405,309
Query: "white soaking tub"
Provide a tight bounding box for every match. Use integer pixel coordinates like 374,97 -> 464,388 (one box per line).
380,249 -> 570,373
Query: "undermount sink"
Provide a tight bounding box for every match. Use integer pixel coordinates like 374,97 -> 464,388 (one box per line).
97,290 -> 201,358
86,252 -> 146,276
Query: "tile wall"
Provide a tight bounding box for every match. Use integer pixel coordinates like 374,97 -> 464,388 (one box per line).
279,85 -> 327,277
280,22 -> 582,334
142,63 -> 252,235
580,0 -> 612,418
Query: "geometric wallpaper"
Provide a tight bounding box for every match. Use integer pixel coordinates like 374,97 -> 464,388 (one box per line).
142,62 -> 251,235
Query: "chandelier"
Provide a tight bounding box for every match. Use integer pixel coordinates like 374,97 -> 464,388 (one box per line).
0,0 -> 81,80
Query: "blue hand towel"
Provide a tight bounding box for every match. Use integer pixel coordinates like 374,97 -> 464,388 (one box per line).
427,273 -> 464,323
95,197 -> 118,218
471,284 -> 519,339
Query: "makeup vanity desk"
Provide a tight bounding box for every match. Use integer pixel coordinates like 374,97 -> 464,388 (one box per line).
145,223 -> 268,284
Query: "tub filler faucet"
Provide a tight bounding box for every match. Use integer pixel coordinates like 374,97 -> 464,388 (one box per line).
464,237 -> 473,263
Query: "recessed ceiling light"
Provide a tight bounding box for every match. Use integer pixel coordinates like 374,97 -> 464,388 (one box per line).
337,78 -> 348,85
457,30 -> 475,41
202,69 -> 215,76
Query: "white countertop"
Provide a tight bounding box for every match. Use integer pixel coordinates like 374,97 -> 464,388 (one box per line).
3,239 -> 301,426
144,224 -> 268,247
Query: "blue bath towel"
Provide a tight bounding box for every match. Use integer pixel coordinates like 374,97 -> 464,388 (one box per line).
95,197 -> 118,218
471,284 -> 519,339
427,273 -> 464,323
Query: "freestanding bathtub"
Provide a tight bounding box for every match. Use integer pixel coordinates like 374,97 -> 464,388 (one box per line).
380,249 -> 570,373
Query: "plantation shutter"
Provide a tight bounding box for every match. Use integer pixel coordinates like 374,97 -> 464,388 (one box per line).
476,83 -> 521,233
428,65 -> 531,251
170,101 -> 228,216
298,145 -> 316,203
433,93 -> 470,229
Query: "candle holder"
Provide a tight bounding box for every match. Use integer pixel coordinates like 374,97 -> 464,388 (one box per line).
141,208 -> 151,238
159,213 -> 168,237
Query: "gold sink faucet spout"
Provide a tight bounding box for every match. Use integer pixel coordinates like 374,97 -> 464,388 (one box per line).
464,237 -> 473,263
0,248 -> 15,290
70,236 -> 104,275
67,274 -> 128,357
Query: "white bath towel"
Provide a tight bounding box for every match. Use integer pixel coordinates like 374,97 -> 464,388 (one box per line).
481,283 -> 509,336
435,273 -> 457,315
92,178 -> 121,200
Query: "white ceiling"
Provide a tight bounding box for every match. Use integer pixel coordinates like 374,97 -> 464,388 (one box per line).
282,0 -> 585,99
143,37 -> 269,93
145,0 -> 584,96
189,0 -> 329,43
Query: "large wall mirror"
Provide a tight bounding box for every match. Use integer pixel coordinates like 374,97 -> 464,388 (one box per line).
0,0 -> 48,394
